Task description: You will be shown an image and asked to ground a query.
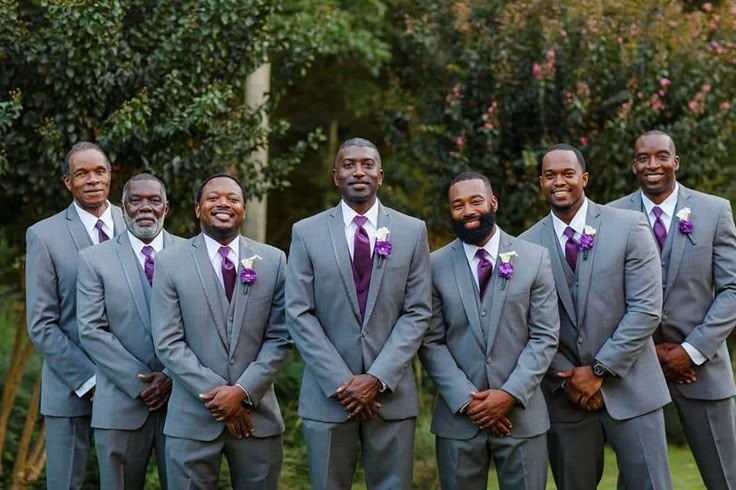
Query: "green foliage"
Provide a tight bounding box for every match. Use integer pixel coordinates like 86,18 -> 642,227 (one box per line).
378,0 -> 736,237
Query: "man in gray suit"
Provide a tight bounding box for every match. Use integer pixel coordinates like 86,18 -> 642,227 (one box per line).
77,174 -> 179,489
26,142 -> 124,489
151,174 -> 290,489
609,130 -> 736,488
520,144 -> 673,490
420,172 -> 559,490
286,138 -> 432,489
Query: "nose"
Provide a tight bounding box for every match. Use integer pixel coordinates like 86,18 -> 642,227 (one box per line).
353,163 -> 366,177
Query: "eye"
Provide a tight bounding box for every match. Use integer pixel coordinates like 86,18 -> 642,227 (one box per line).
565,171 -> 575,178
658,154 -> 669,161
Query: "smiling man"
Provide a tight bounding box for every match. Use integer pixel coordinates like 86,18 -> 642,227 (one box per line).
286,138 -> 431,489
610,130 -> 736,488
77,174 -> 179,490
520,144 -> 673,490
26,142 -> 125,490
151,174 -> 290,489
419,172 -> 559,490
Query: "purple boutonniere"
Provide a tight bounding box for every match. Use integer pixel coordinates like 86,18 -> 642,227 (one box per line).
239,255 -> 261,295
497,251 -> 518,290
676,208 -> 696,244
375,227 -> 392,268
578,225 -> 596,260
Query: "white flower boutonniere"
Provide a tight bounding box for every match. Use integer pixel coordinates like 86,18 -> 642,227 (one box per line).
578,225 -> 596,259
675,207 -> 695,243
497,251 -> 518,290
239,254 -> 262,295
375,227 -> 392,268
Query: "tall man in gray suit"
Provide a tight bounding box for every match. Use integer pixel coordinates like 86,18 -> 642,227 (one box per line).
151,174 -> 290,489
77,174 -> 179,489
420,172 -> 559,490
26,142 -> 124,489
609,130 -> 736,489
520,144 -> 673,490
286,138 -> 432,490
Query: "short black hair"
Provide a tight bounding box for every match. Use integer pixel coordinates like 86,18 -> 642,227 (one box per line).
449,171 -> 493,195
539,143 -> 587,174
122,173 -> 167,203
63,142 -> 111,176
194,174 -> 247,203
334,137 -> 381,167
637,130 -> 677,154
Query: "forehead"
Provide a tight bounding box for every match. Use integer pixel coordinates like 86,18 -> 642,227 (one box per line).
70,149 -> 107,171
201,177 -> 242,197
542,150 -> 582,172
126,179 -> 164,197
635,134 -> 673,154
337,145 -> 380,164
449,179 -> 490,200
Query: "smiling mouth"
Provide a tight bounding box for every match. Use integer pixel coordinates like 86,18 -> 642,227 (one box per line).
551,189 -> 570,197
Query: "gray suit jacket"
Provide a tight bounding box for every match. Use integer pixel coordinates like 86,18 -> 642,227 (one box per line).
419,231 -> 559,439
520,201 -> 670,422
286,203 -> 432,422
610,185 -> 736,401
26,203 -> 124,417
77,231 -> 181,430
151,233 -> 290,442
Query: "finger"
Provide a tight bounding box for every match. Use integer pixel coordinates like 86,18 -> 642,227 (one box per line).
470,391 -> 486,400
138,373 -> 154,382
557,369 -> 575,378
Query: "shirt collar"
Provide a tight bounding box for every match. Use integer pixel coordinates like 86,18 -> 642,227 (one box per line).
551,197 -> 589,240
641,182 -> 679,218
73,200 -> 114,234
341,199 -> 380,229
127,230 -> 164,254
462,225 -> 501,264
203,233 -> 240,262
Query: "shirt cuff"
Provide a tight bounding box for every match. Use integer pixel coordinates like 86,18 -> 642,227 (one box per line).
459,400 -> 471,414
75,376 -> 96,398
682,342 -> 707,366
235,384 -> 253,406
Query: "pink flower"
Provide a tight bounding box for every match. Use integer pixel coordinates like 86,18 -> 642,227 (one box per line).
660,78 -> 671,88
688,100 -> 700,113
532,63 -> 542,80
703,2 -> 712,11
487,101 -> 497,114
546,48 -> 556,61
621,101 -> 631,110
731,4 -> 736,14
560,29 -> 567,37
702,84 -> 712,92
651,93 -> 665,111
484,123 -> 495,130
579,137 -> 588,146
455,135 -> 465,148
720,102 -> 731,111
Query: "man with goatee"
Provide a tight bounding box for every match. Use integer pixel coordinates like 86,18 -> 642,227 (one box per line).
420,171 -> 559,490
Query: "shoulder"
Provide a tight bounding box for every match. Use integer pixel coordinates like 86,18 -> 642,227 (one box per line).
157,237 -> 196,263
507,233 -> 549,259
598,203 -> 645,226
686,186 -> 731,212
430,240 -> 457,263
292,208 -> 333,234
607,191 -> 639,209
78,238 -> 117,263
518,218 -> 547,242
246,239 -> 286,262
26,208 -> 68,240
384,206 -> 425,230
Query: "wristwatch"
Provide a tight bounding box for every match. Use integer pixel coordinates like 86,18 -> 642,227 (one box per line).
592,360 -> 612,378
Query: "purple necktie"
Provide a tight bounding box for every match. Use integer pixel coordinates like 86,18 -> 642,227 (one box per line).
95,219 -> 109,243
563,226 -> 579,271
476,249 -> 493,300
142,245 -> 154,285
652,206 -> 667,251
219,246 -> 236,302
352,215 -> 373,319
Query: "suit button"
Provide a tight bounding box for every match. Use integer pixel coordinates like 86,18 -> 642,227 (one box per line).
481,310 -> 487,317
230,359 -> 235,365
486,357 -> 491,364
361,331 -> 366,338
577,337 -> 583,344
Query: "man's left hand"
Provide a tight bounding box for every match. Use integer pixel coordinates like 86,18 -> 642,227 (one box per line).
559,366 -> 604,408
661,345 -> 696,383
336,374 -> 381,418
200,385 -> 246,421
138,372 -> 172,411
465,389 -> 516,430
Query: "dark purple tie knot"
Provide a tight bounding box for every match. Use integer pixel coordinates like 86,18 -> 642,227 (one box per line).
142,245 -> 154,258
563,226 -> 576,240
653,206 -> 663,218
219,246 -> 236,301
219,246 -> 234,269
354,215 -> 368,227
95,219 -> 110,243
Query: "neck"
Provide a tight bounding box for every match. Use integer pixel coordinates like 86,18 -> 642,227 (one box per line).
345,197 -> 376,216
205,231 -> 238,246
76,200 -> 108,218
642,185 -> 675,205
551,196 -> 584,225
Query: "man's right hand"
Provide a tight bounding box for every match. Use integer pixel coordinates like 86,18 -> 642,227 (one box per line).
656,342 -> 697,384
225,406 -> 255,440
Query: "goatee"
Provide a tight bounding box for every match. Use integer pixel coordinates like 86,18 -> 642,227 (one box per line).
451,211 -> 496,245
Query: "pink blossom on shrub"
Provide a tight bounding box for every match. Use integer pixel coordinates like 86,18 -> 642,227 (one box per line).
703,2 -> 712,12
651,93 -> 665,111
660,78 -> 671,88
532,63 -> 542,80
720,102 -> 731,111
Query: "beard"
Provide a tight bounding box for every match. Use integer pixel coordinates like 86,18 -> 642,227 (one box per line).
450,210 -> 496,245
124,213 -> 164,241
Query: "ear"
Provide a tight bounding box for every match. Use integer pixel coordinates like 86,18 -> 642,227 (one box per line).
581,172 -> 589,188
63,175 -> 72,192
162,201 -> 170,217
194,202 -> 201,220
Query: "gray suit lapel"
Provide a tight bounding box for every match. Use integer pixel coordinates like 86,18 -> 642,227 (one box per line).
664,186 -> 693,302
115,233 -> 151,332
363,205 -> 391,326
65,204 -> 93,250
485,231 -> 512,354
327,206 -> 362,323
229,236 -> 252,351
575,201 -> 602,326
450,240 -> 485,349
111,206 -> 125,237
191,234 -> 230,350
541,216 -> 577,326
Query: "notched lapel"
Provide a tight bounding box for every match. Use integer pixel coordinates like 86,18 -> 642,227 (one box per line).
111,206 -> 125,238
327,207 -> 362,323
541,217 -> 576,326
664,188 -> 693,301
229,237 -> 252,351
575,203 -> 601,325
485,233 -> 511,353
65,204 -> 93,251
191,236 -> 230,350
362,206 -> 391,326
450,241 -> 485,349
116,233 -> 151,332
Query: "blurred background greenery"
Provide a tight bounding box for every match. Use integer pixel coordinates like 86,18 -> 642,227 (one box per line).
1,0 -> 734,488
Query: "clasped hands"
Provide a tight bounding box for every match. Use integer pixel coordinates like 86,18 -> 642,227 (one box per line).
199,385 -> 254,440
558,366 -> 604,412
465,389 -> 516,437
656,342 -> 696,384
137,371 -> 172,411
336,374 -> 382,420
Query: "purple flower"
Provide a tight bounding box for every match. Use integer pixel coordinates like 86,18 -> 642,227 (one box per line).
498,262 -> 514,280
578,233 -> 594,251
375,240 -> 392,257
240,268 -> 257,285
679,219 -> 694,235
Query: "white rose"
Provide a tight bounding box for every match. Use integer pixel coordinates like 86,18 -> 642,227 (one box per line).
376,227 -> 390,241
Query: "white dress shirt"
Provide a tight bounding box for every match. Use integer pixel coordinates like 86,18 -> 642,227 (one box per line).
128,231 -> 164,268
550,197 -> 590,254
203,233 -> 240,289
73,201 -> 114,245
341,199 -> 379,258
462,227 -> 500,290
641,184 -> 705,365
